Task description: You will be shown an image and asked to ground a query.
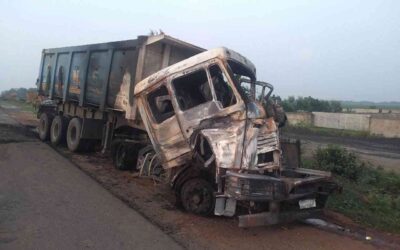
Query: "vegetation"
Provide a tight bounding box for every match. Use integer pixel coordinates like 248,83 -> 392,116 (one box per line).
274,95 -> 342,112
304,145 -> 400,233
0,87 -> 38,113
1,87 -> 37,101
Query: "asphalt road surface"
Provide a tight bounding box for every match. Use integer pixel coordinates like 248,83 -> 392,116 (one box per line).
0,125 -> 182,249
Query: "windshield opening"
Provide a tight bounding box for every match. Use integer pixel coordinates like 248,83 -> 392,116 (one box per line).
227,60 -> 272,104
227,60 -> 254,101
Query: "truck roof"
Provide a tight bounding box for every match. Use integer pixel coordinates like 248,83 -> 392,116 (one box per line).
134,47 -> 256,95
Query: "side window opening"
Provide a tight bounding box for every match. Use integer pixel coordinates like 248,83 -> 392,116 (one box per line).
147,85 -> 175,123
172,69 -> 212,111
209,64 -> 236,108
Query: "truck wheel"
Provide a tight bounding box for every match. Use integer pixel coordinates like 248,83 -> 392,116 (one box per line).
50,115 -> 68,146
180,178 -> 215,216
66,117 -> 84,152
38,113 -> 53,141
112,142 -> 137,170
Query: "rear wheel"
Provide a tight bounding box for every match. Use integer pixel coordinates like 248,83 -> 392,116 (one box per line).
66,117 -> 84,152
50,115 -> 68,146
38,113 -> 53,141
180,178 -> 215,216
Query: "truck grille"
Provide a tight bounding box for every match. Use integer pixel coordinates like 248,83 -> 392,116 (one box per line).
257,132 -> 278,151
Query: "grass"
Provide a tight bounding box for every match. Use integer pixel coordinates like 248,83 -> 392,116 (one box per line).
283,123 -> 372,138
0,99 -> 36,113
303,145 -> 400,233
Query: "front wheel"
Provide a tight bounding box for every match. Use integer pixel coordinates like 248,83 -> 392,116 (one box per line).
180,178 -> 215,216
111,140 -> 139,170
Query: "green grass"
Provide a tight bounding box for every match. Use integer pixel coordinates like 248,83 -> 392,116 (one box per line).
0,99 -> 36,113
284,124 -> 372,138
303,145 -> 400,233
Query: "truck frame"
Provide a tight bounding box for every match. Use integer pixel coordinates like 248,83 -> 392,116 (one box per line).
37,34 -> 337,227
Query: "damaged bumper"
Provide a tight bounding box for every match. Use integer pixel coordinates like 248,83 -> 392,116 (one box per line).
217,168 -> 338,227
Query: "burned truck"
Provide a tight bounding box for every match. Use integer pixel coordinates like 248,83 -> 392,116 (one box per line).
37,34 -> 337,227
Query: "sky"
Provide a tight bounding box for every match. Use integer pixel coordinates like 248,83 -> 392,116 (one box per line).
0,0 -> 399,102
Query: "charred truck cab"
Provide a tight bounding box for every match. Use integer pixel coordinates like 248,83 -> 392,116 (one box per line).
134,48 -> 337,227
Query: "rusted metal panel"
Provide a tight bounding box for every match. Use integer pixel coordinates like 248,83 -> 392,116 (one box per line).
68,51 -> 87,101
38,53 -> 56,96
52,52 -> 70,99
107,48 -> 137,110
85,50 -> 110,106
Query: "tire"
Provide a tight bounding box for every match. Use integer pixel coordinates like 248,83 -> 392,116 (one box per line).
38,113 -> 53,141
180,178 -> 215,216
66,117 -> 84,152
112,141 -> 138,170
50,115 -> 68,146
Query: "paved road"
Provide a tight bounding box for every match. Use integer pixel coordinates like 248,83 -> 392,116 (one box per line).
0,117 -> 182,249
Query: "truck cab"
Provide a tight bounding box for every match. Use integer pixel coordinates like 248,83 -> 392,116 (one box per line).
134,48 -> 337,227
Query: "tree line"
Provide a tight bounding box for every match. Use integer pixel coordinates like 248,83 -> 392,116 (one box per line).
273,95 -> 342,112
1,87 -> 40,107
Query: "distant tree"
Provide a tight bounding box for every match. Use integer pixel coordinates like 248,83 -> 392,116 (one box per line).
279,96 -> 342,113
330,101 -> 342,112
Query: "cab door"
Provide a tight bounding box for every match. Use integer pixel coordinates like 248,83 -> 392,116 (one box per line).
138,82 -> 190,168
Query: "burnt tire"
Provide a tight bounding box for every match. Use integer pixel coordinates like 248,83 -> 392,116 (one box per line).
66,117 -> 84,152
38,112 -> 53,141
180,178 -> 215,216
112,141 -> 138,170
50,115 -> 68,146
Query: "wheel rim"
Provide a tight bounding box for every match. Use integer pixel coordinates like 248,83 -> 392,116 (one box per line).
53,122 -> 59,137
70,126 -> 77,141
185,187 -> 211,211
182,180 -> 214,214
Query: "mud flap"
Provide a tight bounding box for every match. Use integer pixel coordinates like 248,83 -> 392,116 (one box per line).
214,197 -> 237,217
238,209 -> 322,228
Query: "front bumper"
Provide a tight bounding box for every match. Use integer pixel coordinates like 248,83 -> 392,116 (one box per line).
219,168 -> 338,226
225,168 -> 336,202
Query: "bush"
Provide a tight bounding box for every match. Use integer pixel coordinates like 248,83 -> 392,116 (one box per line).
315,145 -> 363,180
308,145 -> 400,232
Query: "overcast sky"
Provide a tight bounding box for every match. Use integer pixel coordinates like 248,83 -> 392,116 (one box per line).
0,0 -> 399,101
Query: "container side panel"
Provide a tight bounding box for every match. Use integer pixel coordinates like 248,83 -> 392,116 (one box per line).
40,53 -> 56,96
54,53 -> 70,98
86,50 -> 109,106
107,48 -> 137,109
68,52 -> 87,101
169,46 -> 198,65
142,43 -> 164,79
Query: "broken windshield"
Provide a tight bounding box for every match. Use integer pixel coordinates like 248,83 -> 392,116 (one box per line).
227,60 -> 272,103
